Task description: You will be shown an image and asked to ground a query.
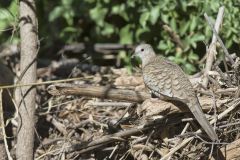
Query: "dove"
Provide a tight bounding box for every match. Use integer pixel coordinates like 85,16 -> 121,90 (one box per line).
132,43 -> 218,141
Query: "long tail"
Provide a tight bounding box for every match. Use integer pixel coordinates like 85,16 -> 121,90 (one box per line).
188,100 -> 218,141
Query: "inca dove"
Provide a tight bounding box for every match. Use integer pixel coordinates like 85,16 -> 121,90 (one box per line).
133,44 -> 218,141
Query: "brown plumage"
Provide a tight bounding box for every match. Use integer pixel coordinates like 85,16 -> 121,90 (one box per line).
133,44 -> 218,141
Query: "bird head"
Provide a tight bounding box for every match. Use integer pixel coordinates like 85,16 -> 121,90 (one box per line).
132,44 -> 156,67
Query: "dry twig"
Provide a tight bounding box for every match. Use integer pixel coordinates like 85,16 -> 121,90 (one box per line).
66,117 -> 183,154
160,99 -> 240,160
202,6 -> 225,88
204,12 -> 234,66
0,90 -> 12,160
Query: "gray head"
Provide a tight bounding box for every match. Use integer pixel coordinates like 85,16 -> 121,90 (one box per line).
133,44 -> 156,67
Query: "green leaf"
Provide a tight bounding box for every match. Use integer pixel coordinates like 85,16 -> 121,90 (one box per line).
170,18 -> 177,32
49,6 -> 64,22
111,4 -> 129,21
190,16 -> 197,32
179,21 -> 190,36
226,28 -> 232,38
188,52 -> 199,62
63,10 -> 74,25
90,5 -> 108,27
103,0 -> 110,3
225,40 -> 232,48
101,23 -> 114,36
120,25 -> 133,44
8,0 -> 18,15
139,12 -> 150,28
158,41 -> 168,50
62,26 -> 78,33
191,34 -> 205,42
187,34 -> 205,48
150,6 -> 160,24
161,14 -> 169,23
127,1 -> 136,7
180,1 -> 187,12
61,0 -> 73,6
0,9 -> 11,30
230,27 -> 238,34
233,35 -> 239,43
112,5 -> 121,14
184,63 -> 196,74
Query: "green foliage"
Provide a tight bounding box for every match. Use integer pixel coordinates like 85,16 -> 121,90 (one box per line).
0,0 -> 19,43
1,0 -> 240,74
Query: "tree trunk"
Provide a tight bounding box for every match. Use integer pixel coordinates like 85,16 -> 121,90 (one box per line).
16,0 -> 38,159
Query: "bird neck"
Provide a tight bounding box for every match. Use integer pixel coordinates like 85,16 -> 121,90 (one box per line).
141,53 -> 157,67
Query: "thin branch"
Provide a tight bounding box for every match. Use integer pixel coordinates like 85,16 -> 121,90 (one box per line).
47,84 -> 151,103
204,12 -> 234,65
162,24 -> 184,49
0,77 -> 95,89
0,90 -> 13,160
89,102 -> 134,108
202,6 -> 225,88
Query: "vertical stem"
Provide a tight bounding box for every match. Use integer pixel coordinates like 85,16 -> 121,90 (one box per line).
16,0 -> 38,159
202,7 -> 224,88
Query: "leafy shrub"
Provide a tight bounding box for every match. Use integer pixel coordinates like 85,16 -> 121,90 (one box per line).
1,0 -> 240,73
0,0 -> 18,43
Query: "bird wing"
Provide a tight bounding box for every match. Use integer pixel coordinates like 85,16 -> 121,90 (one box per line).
142,58 -> 194,103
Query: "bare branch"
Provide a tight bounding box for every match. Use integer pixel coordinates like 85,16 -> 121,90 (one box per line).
202,6 -> 225,88
204,12 -> 234,65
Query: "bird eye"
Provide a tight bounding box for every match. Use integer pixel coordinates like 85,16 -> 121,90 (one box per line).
141,48 -> 144,52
